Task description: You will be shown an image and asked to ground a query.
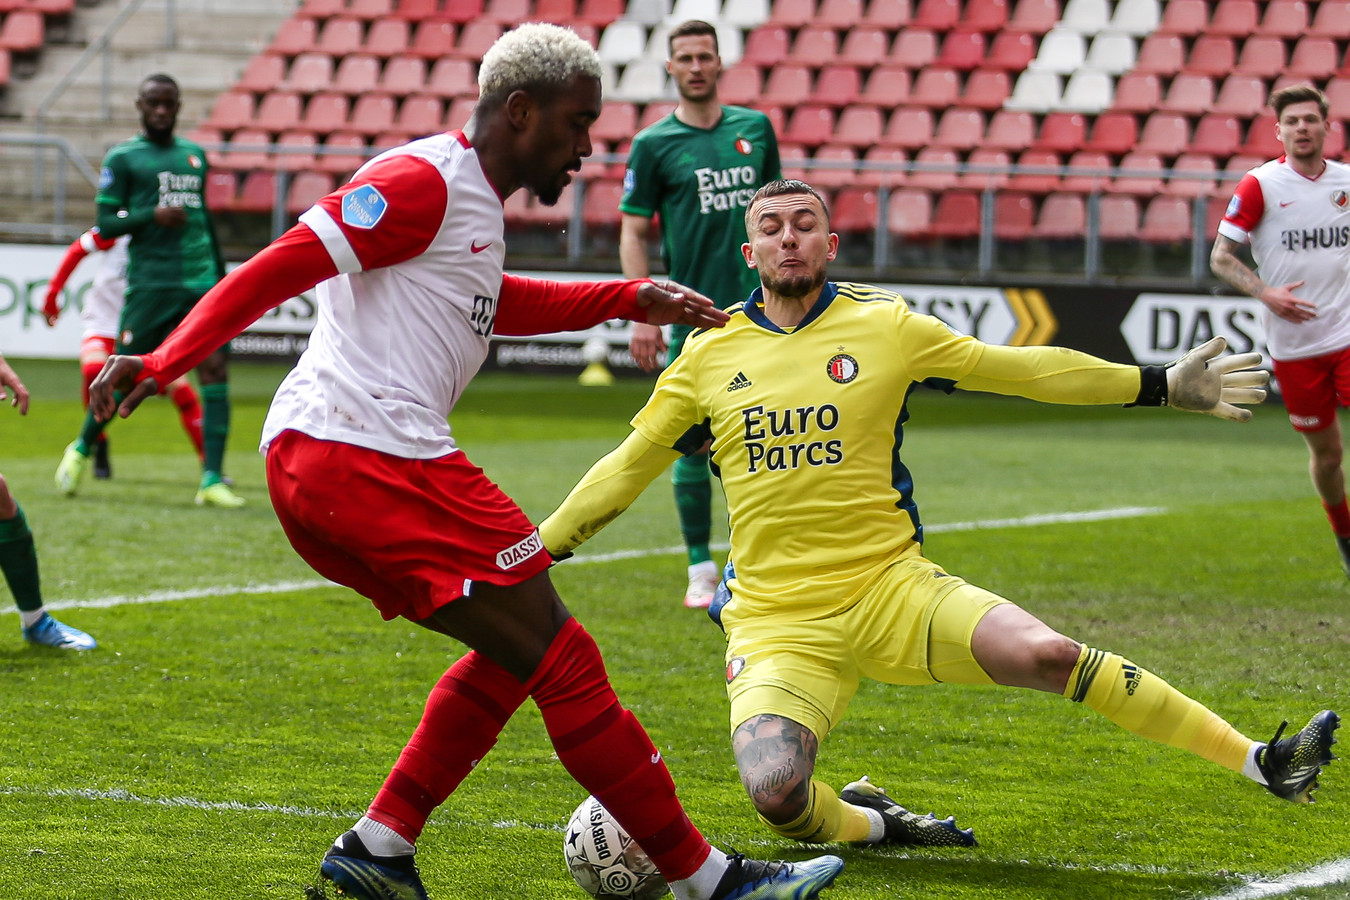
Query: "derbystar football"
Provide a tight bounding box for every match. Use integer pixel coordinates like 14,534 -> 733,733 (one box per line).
563,795 -> 670,900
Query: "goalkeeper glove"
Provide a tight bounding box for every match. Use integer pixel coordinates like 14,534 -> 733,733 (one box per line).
1162,336 -> 1269,422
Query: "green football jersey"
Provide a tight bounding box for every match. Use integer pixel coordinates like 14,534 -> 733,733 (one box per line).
95,135 -> 220,292
620,106 -> 781,309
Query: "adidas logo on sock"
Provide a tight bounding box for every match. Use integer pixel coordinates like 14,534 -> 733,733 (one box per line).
1121,663 -> 1141,696
727,371 -> 752,392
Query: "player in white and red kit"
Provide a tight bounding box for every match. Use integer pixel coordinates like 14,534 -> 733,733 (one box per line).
43,227 -> 205,478
89,24 -> 842,900
1212,83 -> 1350,577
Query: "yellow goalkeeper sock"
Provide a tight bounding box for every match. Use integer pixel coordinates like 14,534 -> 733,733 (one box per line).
760,779 -> 874,844
1065,646 -> 1254,773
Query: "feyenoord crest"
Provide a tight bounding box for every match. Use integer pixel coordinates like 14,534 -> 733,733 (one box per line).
826,353 -> 858,384
1332,189 -> 1349,210
734,136 -> 753,155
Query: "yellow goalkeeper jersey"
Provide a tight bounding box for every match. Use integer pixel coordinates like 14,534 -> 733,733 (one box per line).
630,281 -> 1142,619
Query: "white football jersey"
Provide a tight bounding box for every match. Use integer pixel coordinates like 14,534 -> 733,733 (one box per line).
1218,157 -> 1350,360
79,231 -> 127,342
262,131 -> 506,459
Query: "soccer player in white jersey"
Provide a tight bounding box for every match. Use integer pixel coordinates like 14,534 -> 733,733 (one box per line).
43,228 -> 205,479
1211,83 -> 1350,578
88,25 -> 843,900
541,179 -> 1338,850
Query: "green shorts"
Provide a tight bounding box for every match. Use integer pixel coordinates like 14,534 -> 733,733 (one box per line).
723,554 -> 1009,739
116,286 -> 207,355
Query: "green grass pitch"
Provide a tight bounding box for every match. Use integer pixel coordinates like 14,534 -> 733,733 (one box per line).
0,358 -> 1345,900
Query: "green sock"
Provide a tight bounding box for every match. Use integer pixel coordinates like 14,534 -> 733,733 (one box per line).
0,504 -> 43,613
200,382 -> 230,485
75,405 -> 110,457
672,453 -> 713,566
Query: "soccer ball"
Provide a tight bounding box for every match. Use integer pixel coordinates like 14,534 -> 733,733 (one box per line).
563,795 -> 670,900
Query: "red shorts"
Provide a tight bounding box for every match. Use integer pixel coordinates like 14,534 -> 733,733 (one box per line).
1272,346 -> 1350,432
265,429 -> 552,621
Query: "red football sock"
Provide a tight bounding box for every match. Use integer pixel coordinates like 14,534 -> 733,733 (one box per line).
1323,497 -> 1350,537
366,650 -> 528,843
168,382 -> 205,458
80,359 -> 102,409
528,618 -> 710,882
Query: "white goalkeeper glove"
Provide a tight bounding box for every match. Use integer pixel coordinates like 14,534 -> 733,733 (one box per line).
1165,336 -> 1269,422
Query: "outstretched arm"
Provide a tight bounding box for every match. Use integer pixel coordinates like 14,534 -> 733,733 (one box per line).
538,430 -> 680,558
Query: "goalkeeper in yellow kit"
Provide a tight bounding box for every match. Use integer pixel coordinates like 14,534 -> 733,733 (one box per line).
540,179 -> 1339,849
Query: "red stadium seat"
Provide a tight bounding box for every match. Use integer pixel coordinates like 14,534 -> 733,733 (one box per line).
1083,111 -> 1137,157
817,0 -> 865,26
831,186 -> 880,232
832,105 -> 885,147
255,91 -> 304,132
453,20 -> 502,59
409,20 -> 456,58
317,131 -> 369,176
960,147 -> 1012,189
1209,0 -> 1259,34
349,0 -> 394,17
220,128 -> 271,171
394,0 -> 443,17
838,26 -> 890,67
1033,112 -> 1086,154
909,67 -> 960,108
1259,0 -> 1309,37
1034,192 -> 1086,239
880,106 -> 935,150
1136,112 -> 1190,154
1185,36 -> 1235,77
206,90 -> 255,131
719,64 -> 762,106
912,0 -> 960,29
1156,0 -> 1207,34
763,65 -> 812,106
286,171 -> 338,215
937,29 -> 986,71
205,170 -> 238,211
994,191 -> 1036,239
779,142 -> 809,181
809,144 -> 860,187
1139,195 -> 1193,242
813,66 -> 863,107
275,129 -> 320,172
783,105 -> 836,149
581,178 -> 624,229
1160,73 -> 1215,115
768,0 -> 816,27
1061,150 -> 1112,192
1234,36 -> 1287,80
534,0 -> 578,19
742,27 -> 790,66
931,107 -> 986,151
1111,150 -> 1165,195
789,26 -> 840,69
426,57 -> 475,97
1007,148 -> 1061,193
236,53 -> 286,93
1111,72 -> 1161,113
316,17 -> 364,56
1006,0 -> 1060,31
444,96 -> 478,129
864,0 -> 911,28
303,91 -> 352,133
1098,195 -> 1141,239
858,146 -> 910,186
365,18 -> 411,56
889,28 -> 938,69
270,17 -> 319,55
381,55 -> 427,95
349,94 -> 397,136
985,30 -> 1037,70
964,0 -> 1010,31
983,108 -> 1036,150
908,146 -> 961,190
299,0 -> 345,14
963,68 -> 1012,110
576,0 -> 625,26
887,188 -> 934,239
1191,114 -> 1242,158
334,54 -> 381,95
859,65 -> 912,107
1165,153 -> 1219,197
591,102 -> 637,143
637,101 -> 676,129
1311,0 -> 1350,36
236,170 -> 279,214
483,0 -> 531,23
1213,74 -> 1267,116
1242,114 -> 1282,157
1289,37 -> 1339,79
931,191 -> 982,238
1133,32 -> 1185,74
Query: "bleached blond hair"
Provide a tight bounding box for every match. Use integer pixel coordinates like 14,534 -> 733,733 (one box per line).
477,23 -> 602,110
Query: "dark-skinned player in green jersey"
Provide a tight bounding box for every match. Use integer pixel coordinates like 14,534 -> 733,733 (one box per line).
620,19 -> 781,609
55,73 -> 242,508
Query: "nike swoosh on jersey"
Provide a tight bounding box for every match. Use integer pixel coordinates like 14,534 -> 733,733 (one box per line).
471,240 -> 492,253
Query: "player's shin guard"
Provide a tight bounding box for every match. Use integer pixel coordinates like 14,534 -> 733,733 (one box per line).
1065,646 -> 1252,772
169,382 -> 205,458
200,382 -> 230,479
529,618 -> 709,882
367,650 -> 528,843
761,779 -> 873,844
672,454 -> 712,564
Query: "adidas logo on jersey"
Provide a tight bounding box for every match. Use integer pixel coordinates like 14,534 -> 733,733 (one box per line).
727,371 -> 752,392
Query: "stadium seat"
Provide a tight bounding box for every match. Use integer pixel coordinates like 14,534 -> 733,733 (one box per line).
284,52 -> 334,94
590,102 -> 637,144
1083,30 -> 1135,75
986,30 -> 1037,70
1007,148 -> 1061,193
1190,114 -> 1242,158
483,0 -> 531,22
1137,112 -> 1190,154
859,145 -> 910,186
334,54 -> 381,95
255,91 -> 304,132
317,17 -> 364,56
454,20 -> 502,59
1139,195 -> 1193,242
1156,0 -> 1207,35
863,0 -> 912,28
937,29 -> 986,71
994,191 -> 1036,239
1111,150 -> 1165,194
910,67 -> 960,107
270,17 -> 319,55
1006,69 -> 1062,112
636,100 -> 675,129
931,107 -> 985,151
833,105 -> 885,147
576,0 -> 625,26
887,188 -> 934,239
235,170 -> 279,214
205,170 -> 238,211
1213,74 -> 1267,116
236,53 -> 286,93
984,109 -> 1036,150
1185,36 -> 1235,77
779,142 -> 810,181
722,0 -> 770,27
959,147 -> 1012,189
1059,0 -> 1110,32
286,171 -> 337,215
838,26 -> 890,67
409,20 -> 456,58
813,65 -> 863,107
908,146 -> 961,190
1234,35 -> 1287,80
1034,111 -> 1087,153
611,60 -> 669,102
426,57 -> 475,97
1083,110 -> 1137,156
767,0 -> 815,27
1033,191 -> 1087,238
718,65 -> 761,106
1059,71 -> 1113,112
393,94 -> 443,136
783,104 -> 836,149
889,28 -> 938,68
1311,0 -> 1350,36
964,0 -> 1010,31
1006,0 -> 1060,33
1133,32 -> 1185,74
206,90 -> 255,131
860,65 -> 912,107
881,106 -> 935,150
394,0 -> 443,17
1208,0 -> 1258,35
1325,79 -> 1350,120
817,0 -> 865,26
1111,72 -> 1161,113
275,129 -> 319,171
1061,149 -> 1112,192
580,178 -> 624,229
1165,153 -> 1219,197
963,68 -> 1012,110
1242,114 -> 1282,157
1289,37 -> 1339,79
763,65 -> 812,106
299,0 -> 344,15
188,126 -> 224,166
1032,27 -> 1086,74
349,0 -> 394,17
742,26 -> 789,66
931,191 -> 983,238
1097,194 -> 1141,239
1160,73 -> 1215,115
380,55 -> 427,95
1108,0 -> 1159,35
349,94 -> 396,136
912,0 -> 960,29
220,128 -> 271,171
831,186 -> 880,232
317,131 -> 368,176
596,19 -> 645,65
365,18 -> 411,56
1259,0 -> 1309,37
303,91 -> 351,133
809,144 -> 860,187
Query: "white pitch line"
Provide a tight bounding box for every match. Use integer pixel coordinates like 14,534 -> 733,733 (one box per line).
1203,859 -> 1350,899
3,506 -> 1164,614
